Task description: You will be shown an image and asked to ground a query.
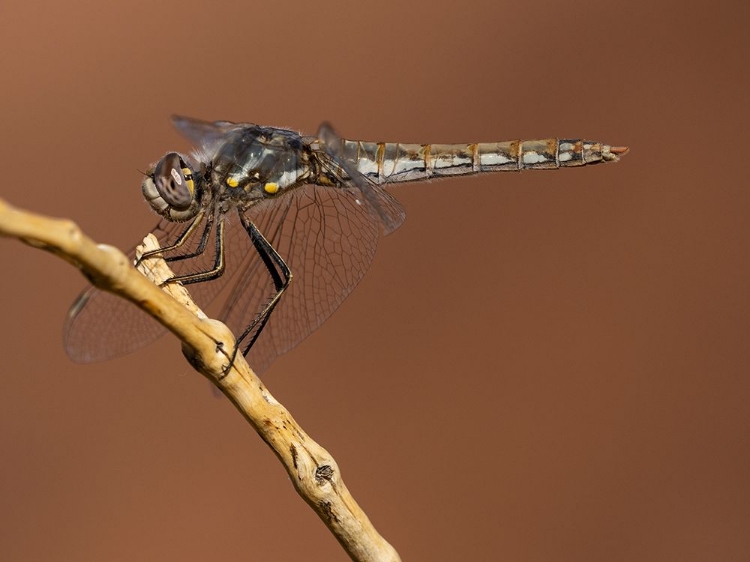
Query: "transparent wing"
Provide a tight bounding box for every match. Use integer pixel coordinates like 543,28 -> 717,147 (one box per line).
64,287 -> 167,363
63,220 -> 182,362
222,183 -> 383,374
171,115 -> 242,154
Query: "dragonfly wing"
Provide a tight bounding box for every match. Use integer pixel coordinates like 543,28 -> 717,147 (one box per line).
171,115 -> 243,154
218,183 -> 382,374
63,220 -> 181,362
64,286 -> 170,363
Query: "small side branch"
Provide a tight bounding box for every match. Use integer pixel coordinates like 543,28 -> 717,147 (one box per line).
0,198 -> 400,562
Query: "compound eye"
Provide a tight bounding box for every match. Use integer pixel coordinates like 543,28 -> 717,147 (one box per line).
153,152 -> 195,210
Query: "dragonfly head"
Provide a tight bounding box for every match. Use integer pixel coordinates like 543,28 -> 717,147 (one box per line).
142,152 -> 202,222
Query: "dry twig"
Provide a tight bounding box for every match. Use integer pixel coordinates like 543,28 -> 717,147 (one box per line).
0,197 -> 400,562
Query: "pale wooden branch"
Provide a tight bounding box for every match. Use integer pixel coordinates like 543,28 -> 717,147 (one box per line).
0,197 -> 401,562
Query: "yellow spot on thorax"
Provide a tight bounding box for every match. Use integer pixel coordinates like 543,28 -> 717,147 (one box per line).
264,182 -> 279,194
226,177 -> 239,188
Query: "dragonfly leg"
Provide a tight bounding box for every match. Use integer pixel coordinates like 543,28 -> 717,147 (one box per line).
163,217 -> 226,286
220,215 -> 292,377
163,217 -> 231,285
163,212 -> 215,264
134,210 -> 208,268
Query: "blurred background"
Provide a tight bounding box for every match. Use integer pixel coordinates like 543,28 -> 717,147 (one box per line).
1,1 -> 748,560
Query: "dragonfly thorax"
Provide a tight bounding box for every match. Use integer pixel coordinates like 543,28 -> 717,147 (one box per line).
210,127 -> 310,201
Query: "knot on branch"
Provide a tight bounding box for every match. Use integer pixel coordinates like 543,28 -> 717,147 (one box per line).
315,464 -> 335,483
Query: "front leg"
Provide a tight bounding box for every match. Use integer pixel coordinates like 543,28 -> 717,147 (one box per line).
163,216 -> 226,286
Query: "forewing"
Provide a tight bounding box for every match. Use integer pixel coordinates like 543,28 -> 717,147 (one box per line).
171,115 -> 242,154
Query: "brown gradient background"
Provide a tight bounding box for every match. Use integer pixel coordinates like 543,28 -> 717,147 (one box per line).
1,1 -> 748,560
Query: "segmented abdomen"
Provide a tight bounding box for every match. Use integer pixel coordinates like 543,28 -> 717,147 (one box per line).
341,138 -> 627,185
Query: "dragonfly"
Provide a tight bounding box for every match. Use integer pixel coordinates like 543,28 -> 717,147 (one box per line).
64,116 -> 627,374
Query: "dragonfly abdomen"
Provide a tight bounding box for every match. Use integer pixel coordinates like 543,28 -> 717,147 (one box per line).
342,139 -> 627,185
